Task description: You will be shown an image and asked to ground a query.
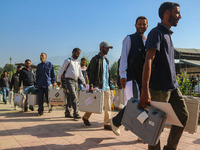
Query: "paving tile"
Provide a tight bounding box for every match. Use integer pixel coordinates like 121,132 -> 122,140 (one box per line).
0,102 -> 200,150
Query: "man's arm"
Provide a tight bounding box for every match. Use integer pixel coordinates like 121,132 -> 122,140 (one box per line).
10,75 -> 14,90
119,36 -> 131,88
78,65 -> 86,87
19,70 -> 23,89
140,48 -> 156,108
50,63 -> 56,87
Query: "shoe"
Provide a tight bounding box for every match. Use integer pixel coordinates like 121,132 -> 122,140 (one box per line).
24,108 -> 28,112
109,119 -> 120,136
14,106 -> 18,110
4,101 -> 7,104
74,114 -> 81,119
137,137 -> 142,142
48,108 -> 52,113
104,125 -> 112,130
65,113 -> 73,118
37,112 -> 43,116
29,106 -> 34,111
82,117 -> 91,126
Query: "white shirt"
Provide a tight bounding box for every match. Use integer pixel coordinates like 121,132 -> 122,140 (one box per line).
57,57 -> 86,84
119,35 -> 146,79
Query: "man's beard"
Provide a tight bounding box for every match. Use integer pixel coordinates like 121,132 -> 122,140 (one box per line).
102,49 -> 108,55
169,15 -> 178,27
73,55 -> 79,59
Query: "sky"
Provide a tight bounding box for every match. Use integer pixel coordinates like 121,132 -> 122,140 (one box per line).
0,0 -> 200,67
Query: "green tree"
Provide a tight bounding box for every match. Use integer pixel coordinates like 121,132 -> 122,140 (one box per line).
177,72 -> 192,95
3,64 -> 16,77
0,67 -> 3,75
109,61 -> 118,82
53,65 -> 61,78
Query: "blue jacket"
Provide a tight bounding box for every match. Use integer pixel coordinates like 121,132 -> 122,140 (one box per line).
36,61 -> 56,88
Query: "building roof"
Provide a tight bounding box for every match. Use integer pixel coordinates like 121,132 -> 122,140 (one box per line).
180,59 -> 200,67
175,48 -> 200,54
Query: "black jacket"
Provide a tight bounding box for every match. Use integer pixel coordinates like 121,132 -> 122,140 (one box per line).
19,68 -> 36,87
88,53 -> 110,89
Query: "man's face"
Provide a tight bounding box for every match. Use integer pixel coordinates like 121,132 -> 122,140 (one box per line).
40,53 -> 47,63
17,68 -> 21,72
169,6 -> 181,27
25,61 -> 31,68
135,19 -> 148,34
81,60 -> 86,66
101,47 -> 110,55
4,72 -> 7,77
73,50 -> 81,59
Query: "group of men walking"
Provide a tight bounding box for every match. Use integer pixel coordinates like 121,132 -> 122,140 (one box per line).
0,1 -> 189,150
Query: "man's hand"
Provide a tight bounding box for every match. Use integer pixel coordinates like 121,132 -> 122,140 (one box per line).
83,84 -> 86,88
89,86 -> 93,93
140,89 -> 151,108
57,82 -> 61,87
120,78 -> 127,89
53,83 -> 56,88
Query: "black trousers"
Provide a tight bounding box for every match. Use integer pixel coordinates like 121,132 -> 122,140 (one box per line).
113,80 -> 141,127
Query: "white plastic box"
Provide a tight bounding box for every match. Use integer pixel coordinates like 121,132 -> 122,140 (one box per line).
113,89 -> 125,109
79,90 -> 104,114
48,88 -> 66,105
0,94 -> 3,102
183,96 -> 200,134
14,93 -> 25,108
8,91 -> 14,105
28,94 -> 38,106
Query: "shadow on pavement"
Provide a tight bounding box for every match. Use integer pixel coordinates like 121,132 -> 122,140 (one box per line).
3,138 -> 140,150
0,121 -> 104,138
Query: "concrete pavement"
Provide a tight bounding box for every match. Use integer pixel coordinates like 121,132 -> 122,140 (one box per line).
0,102 -> 200,150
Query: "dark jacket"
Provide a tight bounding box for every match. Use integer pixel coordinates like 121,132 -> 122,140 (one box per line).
10,72 -> 20,91
88,53 -> 110,89
127,32 -> 145,84
0,76 -> 10,87
19,67 -> 36,87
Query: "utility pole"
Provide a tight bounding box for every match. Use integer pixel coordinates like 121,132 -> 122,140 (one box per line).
9,57 -> 12,77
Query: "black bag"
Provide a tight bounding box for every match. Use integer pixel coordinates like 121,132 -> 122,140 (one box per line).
61,58 -> 71,89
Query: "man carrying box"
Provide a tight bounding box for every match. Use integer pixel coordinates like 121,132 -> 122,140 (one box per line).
82,41 -> 113,130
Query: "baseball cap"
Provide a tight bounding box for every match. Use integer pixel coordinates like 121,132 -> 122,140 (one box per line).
99,41 -> 113,49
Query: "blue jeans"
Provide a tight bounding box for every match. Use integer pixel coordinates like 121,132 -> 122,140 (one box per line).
23,85 -> 35,108
78,84 -> 83,91
2,87 -> 9,102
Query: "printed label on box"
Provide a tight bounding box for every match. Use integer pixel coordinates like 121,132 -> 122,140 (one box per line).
85,97 -> 92,105
15,96 -> 20,103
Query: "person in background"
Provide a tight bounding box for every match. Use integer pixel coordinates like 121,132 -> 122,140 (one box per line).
19,59 -> 36,112
0,71 -> 10,104
82,41 -> 113,130
10,66 -> 22,109
78,57 -> 88,90
36,52 -> 56,116
57,48 -> 86,119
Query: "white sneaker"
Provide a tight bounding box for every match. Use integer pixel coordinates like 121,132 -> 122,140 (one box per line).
109,119 -> 120,136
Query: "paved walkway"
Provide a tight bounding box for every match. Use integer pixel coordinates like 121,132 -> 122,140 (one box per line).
0,102 -> 199,150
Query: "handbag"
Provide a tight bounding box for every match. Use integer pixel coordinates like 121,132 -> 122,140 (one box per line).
61,58 -> 71,89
